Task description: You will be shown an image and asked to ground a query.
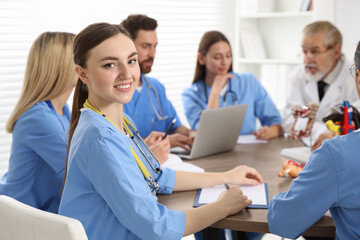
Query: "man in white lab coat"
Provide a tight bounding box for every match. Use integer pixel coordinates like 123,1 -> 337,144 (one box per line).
282,21 -> 360,151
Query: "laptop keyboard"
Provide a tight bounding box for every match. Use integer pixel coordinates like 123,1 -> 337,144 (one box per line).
170,149 -> 191,156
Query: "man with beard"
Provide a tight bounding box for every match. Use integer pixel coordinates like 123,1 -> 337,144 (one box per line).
282,21 -> 360,151
121,15 -> 195,152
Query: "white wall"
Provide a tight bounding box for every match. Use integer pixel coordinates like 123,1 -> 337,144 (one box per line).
0,0 -> 228,175
333,0 -> 360,61
0,0 -> 358,176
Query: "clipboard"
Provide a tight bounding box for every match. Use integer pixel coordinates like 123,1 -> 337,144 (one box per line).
193,183 -> 269,209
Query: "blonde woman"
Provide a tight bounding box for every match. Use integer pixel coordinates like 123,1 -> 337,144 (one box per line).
0,32 -> 77,213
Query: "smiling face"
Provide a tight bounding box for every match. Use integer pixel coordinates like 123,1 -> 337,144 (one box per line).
199,41 -> 232,77
76,33 -> 140,108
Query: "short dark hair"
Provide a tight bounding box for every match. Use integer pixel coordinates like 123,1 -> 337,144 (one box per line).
120,14 -> 157,40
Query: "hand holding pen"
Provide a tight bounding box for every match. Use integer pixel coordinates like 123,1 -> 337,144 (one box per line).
163,118 -> 176,140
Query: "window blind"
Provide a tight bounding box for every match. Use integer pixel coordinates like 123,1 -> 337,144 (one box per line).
0,0 -> 226,175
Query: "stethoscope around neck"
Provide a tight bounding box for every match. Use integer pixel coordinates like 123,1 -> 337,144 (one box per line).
123,117 -> 161,174
203,78 -> 238,106
142,75 -> 168,121
123,118 -> 162,194
83,100 -> 161,195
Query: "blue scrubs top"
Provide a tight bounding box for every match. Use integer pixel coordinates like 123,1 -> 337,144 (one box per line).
59,109 -> 186,240
268,131 -> 360,239
0,101 -> 70,213
124,75 -> 182,138
182,72 -> 282,134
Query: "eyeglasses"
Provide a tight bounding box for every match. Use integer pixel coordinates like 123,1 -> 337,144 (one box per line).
301,46 -> 334,59
349,63 -> 357,78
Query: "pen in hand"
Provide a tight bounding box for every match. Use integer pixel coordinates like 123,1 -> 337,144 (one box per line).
162,118 -> 177,140
224,183 -> 230,190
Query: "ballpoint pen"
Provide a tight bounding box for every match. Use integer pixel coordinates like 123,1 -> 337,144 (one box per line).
224,183 -> 230,190
162,118 -> 176,140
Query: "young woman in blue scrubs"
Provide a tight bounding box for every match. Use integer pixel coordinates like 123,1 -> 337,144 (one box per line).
267,42 -> 360,240
182,31 -> 282,140
0,32 -> 77,213
59,23 -> 264,240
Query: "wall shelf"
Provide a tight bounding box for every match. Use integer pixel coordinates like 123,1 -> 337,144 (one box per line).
233,0 -> 335,114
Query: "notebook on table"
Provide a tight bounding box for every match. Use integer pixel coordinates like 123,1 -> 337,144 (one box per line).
171,104 -> 248,160
193,183 -> 269,209
280,146 -> 311,163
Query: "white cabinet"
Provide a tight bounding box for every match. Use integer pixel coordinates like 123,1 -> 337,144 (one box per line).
232,0 -> 335,114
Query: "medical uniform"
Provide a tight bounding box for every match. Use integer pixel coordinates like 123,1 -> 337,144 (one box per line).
0,101 -> 70,213
268,130 -> 360,239
182,72 -> 282,134
124,75 -> 182,138
59,109 -> 186,240
282,56 -> 360,141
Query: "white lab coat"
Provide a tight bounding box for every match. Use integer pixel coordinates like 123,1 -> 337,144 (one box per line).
282,57 -> 360,144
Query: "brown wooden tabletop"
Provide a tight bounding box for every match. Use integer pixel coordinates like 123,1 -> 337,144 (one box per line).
157,137 -> 335,237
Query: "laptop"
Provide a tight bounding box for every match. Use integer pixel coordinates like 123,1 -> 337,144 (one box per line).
172,104 -> 248,160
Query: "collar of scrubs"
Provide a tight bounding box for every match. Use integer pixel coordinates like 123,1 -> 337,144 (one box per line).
203,79 -> 238,105
45,100 -> 70,131
83,99 -> 159,195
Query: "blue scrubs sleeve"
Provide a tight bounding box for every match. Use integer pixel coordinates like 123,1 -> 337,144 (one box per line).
87,133 -> 186,240
156,168 -> 176,194
182,85 -> 207,130
252,78 -> 282,127
267,141 -> 338,239
26,113 -> 68,173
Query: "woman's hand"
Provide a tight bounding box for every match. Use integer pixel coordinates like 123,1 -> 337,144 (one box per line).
253,124 -> 282,140
168,133 -> 194,150
207,73 -> 234,109
149,137 -> 170,164
212,73 -> 234,92
144,131 -> 165,147
224,165 -> 264,186
217,185 -> 252,216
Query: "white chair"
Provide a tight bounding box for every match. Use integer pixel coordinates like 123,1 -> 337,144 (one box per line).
0,195 -> 88,240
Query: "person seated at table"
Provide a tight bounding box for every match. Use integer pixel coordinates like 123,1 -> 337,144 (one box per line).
121,15 -> 195,147
182,31 -> 282,140
59,22 -> 264,240
267,41 -> 360,240
282,21 -> 360,151
0,31 -> 77,213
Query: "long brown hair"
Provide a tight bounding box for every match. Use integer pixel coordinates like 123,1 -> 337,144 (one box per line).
6,32 -> 76,133
192,31 -> 233,84
63,23 -> 132,186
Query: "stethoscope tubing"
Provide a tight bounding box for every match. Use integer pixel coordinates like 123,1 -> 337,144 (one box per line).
126,120 -> 161,174
203,78 -> 238,106
142,75 -> 168,121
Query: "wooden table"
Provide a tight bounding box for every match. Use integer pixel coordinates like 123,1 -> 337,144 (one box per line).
158,137 -> 335,237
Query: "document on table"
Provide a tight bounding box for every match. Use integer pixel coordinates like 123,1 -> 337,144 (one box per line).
280,147 -> 311,163
162,154 -> 204,173
193,183 -> 269,209
237,134 -> 268,144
